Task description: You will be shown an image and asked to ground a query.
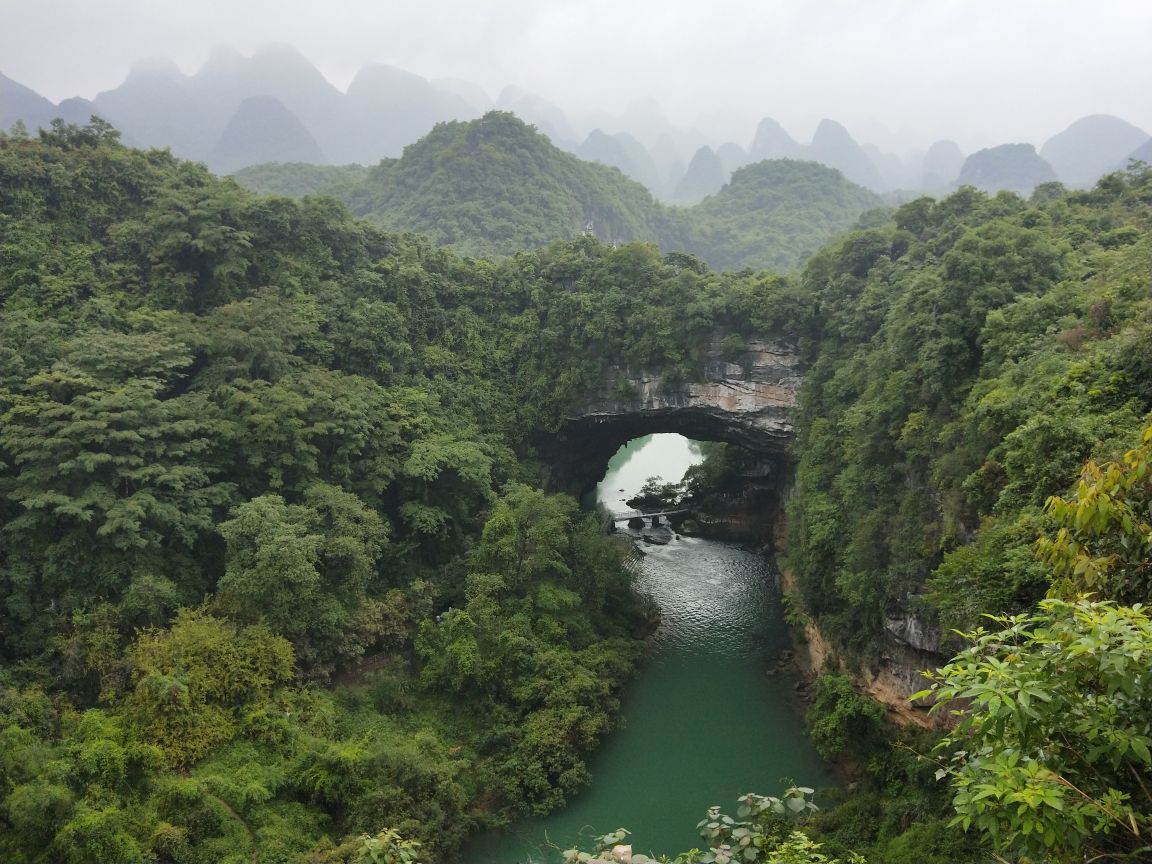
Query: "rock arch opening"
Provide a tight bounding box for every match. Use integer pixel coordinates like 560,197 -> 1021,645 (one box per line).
532,334 -> 801,543
533,335 -> 800,506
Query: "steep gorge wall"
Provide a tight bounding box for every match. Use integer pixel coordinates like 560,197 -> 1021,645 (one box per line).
537,330 -> 949,725
779,562 -> 946,728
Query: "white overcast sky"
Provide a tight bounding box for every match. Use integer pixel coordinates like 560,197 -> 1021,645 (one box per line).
3,0 -> 1150,151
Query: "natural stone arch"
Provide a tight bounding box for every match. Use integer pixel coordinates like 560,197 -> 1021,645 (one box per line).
534,334 -> 801,499
534,332 -> 950,722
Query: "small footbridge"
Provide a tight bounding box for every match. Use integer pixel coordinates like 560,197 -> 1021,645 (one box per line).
603,508 -> 691,532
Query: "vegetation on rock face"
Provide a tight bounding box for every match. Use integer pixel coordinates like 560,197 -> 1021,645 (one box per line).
775,165 -> 1152,862
784,166 -> 1152,655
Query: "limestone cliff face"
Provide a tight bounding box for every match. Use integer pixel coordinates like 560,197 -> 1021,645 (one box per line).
885,609 -> 943,655
579,337 -> 801,446
779,559 -> 948,729
535,334 -> 801,497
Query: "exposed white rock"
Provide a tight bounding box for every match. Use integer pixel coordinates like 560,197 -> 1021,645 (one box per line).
884,609 -> 942,654
573,334 -> 800,445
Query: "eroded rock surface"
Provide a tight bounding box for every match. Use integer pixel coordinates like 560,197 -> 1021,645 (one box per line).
536,333 -> 801,496
580,336 -> 799,444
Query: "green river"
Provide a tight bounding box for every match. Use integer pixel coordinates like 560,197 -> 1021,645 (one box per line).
465,434 -> 831,862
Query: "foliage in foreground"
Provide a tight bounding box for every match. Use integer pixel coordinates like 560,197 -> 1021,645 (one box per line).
802,422 -> 1152,864
1037,424 -> 1152,603
919,599 -> 1152,863
801,674 -> 986,864
565,789 -> 863,864
913,421 -> 1152,863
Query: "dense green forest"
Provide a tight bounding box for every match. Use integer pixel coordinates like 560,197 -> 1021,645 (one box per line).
233,162 -> 370,199
0,120 -> 793,864
2,119 -> 1152,864
685,159 -> 883,272
231,112 -> 881,272
785,173 -> 1152,650
778,170 -> 1152,864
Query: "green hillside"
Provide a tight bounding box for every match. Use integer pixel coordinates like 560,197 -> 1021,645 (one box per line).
233,112 -> 881,270
340,111 -> 683,258
687,159 -> 883,271
787,176 -> 1152,654
0,120 -> 794,864
4,119 -> 1152,864
780,170 -> 1152,864
230,161 -> 369,197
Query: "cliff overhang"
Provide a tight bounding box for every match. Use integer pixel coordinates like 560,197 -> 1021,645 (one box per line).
534,333 -> 801,498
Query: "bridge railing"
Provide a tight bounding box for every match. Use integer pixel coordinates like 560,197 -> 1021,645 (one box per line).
602,508 -> 692,533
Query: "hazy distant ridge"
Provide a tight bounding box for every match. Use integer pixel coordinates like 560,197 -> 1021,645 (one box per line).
3,44 -> 1149,197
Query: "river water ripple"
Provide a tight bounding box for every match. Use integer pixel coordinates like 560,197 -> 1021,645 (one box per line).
463,436 -> 830,863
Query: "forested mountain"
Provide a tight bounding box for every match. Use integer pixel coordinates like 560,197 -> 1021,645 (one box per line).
1040,113 -> 1150,187
0,46 -> 486,171
1132,136 -> 1152,165
745,118 -> 895,192
8,48 -> 1149,200
576,128 -> 664,193
81,56 -> 209,155
685,159 -> 883,271
672,145 -> 726,203
331,111 -> 684,257
749,117 -> 802,161
3,118 -> 1152,864
715,141 -> 750,175
207,95 -> 327,174
955,142 -> 1058,193
786,168 -> 1152,649
920,139 -> 964,188
229,162 -> 371,198
0,73 -> 59,132
234,112 -> 882,270
342,63 -> 480,162
808,119 -> 884,191
494,85 -> 578,148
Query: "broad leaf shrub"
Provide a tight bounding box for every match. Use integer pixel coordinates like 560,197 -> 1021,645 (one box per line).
916,599 -> 1152,862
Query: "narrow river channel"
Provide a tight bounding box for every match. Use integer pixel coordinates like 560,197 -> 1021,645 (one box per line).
464,434 -> 831,862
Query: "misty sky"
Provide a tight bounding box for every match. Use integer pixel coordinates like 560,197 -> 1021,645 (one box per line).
3,0 -> 1151,152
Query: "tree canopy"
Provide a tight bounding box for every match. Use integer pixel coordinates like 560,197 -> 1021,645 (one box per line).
3,117 -> 1152,863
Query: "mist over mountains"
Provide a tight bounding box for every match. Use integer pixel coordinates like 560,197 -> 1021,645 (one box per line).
2,44 -> 1149,200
